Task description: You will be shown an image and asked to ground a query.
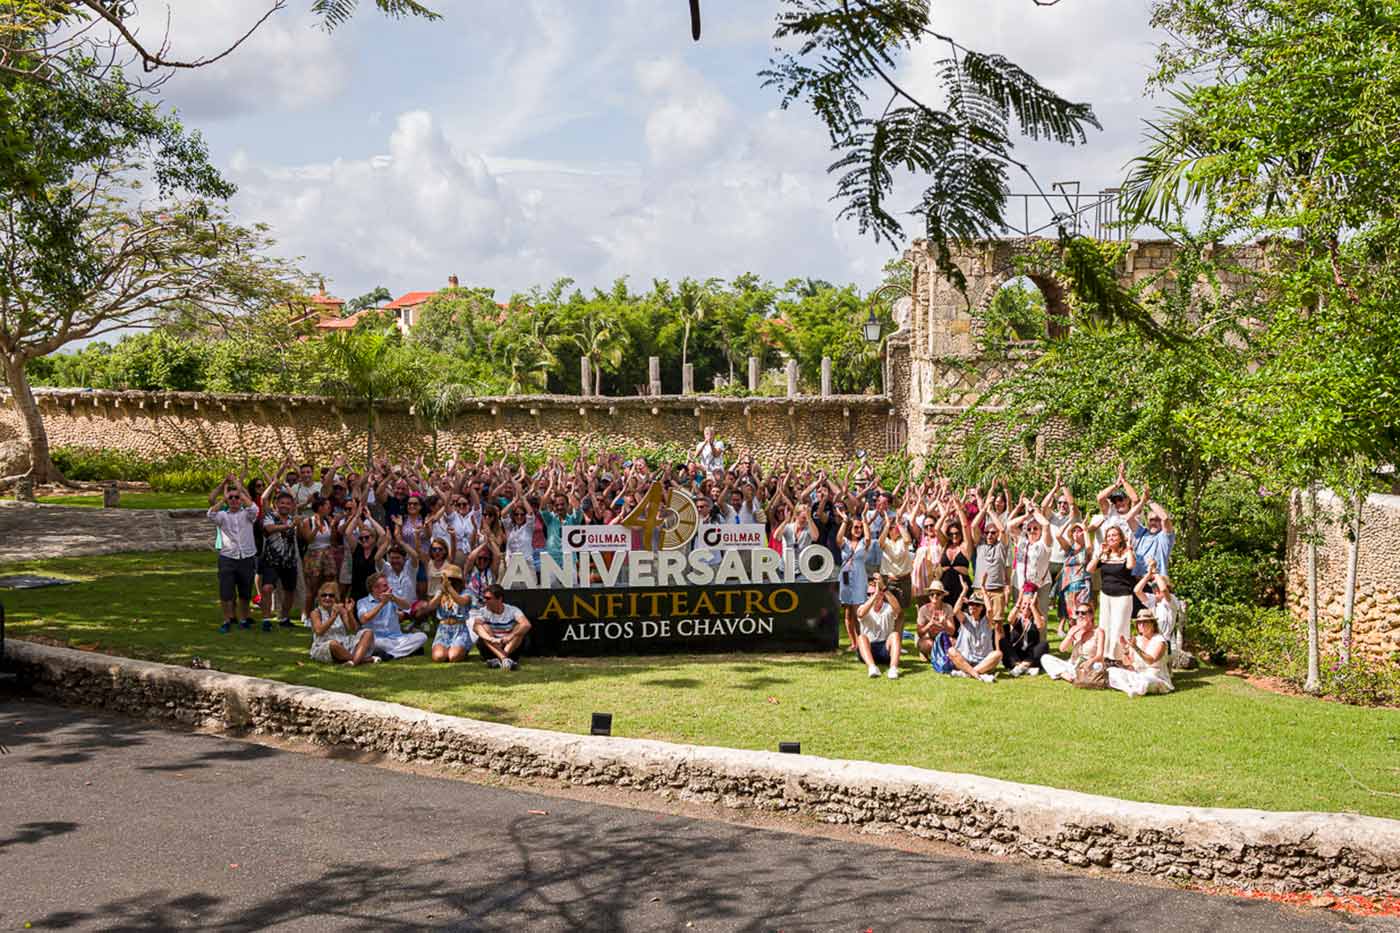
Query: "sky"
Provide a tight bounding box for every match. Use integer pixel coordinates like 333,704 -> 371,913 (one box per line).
128,0 -> 1165,304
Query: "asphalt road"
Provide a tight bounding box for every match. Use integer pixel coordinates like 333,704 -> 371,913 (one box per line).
0,698 -> 1386,932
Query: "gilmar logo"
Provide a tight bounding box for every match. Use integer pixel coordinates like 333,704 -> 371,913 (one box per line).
563,525 -> 631,553
699,524 -> 765,550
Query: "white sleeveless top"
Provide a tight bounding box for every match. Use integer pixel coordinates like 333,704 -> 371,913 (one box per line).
860,600 -> 899,641
1134,634 -> 1173,685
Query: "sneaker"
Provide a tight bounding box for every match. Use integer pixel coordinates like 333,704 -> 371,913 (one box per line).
261,618 -> 272,633
502,658 -> 517,671
867,665 -> 880,678
485,658 -> 502,669
950,670 -> 969,679
218,620 -> 232,635
251,593 -> 262,607
239,618 -> 253,631
278,618 -> 295,629
887,667 -> 900,680
979,673 -> 997,684
1025,667 -> 1041,677
1008,666 -> 1024,678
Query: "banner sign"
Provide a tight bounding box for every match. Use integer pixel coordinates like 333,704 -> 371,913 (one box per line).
513,581 -> 840,656
563,524 -> 632,553
694,523 -> 767,551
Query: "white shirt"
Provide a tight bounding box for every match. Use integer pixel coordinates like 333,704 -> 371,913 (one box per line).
445,510 -> 477,553
292,481 -> 321,511
859,600 -> 899,642
1016,535 -> 1051,588
1048,513 -> 1071,564
208,505 -> 259,559
379,558 -> 419,604
504,515 -> 535,556
696,438 -> 725,473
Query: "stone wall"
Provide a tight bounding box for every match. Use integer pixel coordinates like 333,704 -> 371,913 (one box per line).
1286,489 -> 1400,663
8,640 -> 1398,896
0,388 -> 896,466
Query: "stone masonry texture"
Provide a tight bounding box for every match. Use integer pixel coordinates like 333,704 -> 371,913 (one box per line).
8,641 -> 1400,897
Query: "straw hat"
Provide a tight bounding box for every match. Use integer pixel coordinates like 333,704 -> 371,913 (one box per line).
441,563 -> 463,581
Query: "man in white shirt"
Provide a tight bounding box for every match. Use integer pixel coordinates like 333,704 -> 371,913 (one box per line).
1008,500 -> 1053,627
472,584 -> 533,670
291,462 -> 323,513
207,473 -> 260,634
695,426 -> 725,474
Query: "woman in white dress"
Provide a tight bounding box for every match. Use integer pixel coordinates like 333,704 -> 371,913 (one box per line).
1108,609 -> 1174,697
309,583 -> 376,665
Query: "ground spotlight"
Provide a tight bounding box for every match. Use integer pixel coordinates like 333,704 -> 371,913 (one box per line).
778,741 -> 801,754
590,712 -> 613,736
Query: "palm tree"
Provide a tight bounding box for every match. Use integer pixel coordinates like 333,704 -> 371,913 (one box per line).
314,329 -> 405,467
494,332 -> 555,395
568,301 -> 629,396
675,277 -> 720,376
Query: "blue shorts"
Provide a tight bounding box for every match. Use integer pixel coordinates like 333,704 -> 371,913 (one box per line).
433,622 -> 474,650
869,641 -> 891,664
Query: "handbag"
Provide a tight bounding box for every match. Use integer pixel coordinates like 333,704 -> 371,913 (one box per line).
928,631 -> 954,674
1074,659 -> 1110,690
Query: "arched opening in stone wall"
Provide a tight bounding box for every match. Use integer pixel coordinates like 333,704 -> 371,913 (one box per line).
983,274 -> 1072,346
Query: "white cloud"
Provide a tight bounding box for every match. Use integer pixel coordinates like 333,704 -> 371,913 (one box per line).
129,1 -> 348,120
635,58 -> 734,166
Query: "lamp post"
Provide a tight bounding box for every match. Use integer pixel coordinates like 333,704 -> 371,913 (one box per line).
865,282 -> 909,395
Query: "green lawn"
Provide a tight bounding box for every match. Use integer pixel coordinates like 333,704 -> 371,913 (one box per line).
32,491 -> 208,510
3,550 -> 1398,819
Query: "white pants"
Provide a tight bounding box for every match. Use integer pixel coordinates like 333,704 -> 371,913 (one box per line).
372,631 -> 428,659
1100,593 -> 1133,660
1108,667 -> 1173,697
1040,654 -> 1078,681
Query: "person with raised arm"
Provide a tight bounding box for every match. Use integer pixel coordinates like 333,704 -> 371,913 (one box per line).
1008,496 -> 1054,628
208,472 -> 260,634
970,486 -> 1011,623
1040,602 -> 1104,681
1108,609 -> 1175,697
835,508 -> 872,652
429,564 -> 475,663
915,580 -> 959,673
1087,524 -> 1137,661
947,593 -> 1002,683
856,573 -> 904,679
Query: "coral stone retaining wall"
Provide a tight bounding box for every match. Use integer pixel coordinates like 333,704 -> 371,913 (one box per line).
0,389 -> 899,466
8,640 -> 1399,897
1287,489 -> 1400,663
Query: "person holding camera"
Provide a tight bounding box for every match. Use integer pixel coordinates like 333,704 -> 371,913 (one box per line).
856,573 -> 904,678
208,473 -> 260,634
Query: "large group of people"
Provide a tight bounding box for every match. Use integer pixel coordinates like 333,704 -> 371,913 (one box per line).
206,430 -> 1180,696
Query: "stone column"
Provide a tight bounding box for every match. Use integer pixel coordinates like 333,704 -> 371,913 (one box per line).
786,360 -> 798,398
102,482 -> 120,508
682,364 -> 694,395
14,475 -> 34,502
820,357 -> 832,397
747,357 -> 759,392
580,357 -> 592,396
648,356 -> 662,397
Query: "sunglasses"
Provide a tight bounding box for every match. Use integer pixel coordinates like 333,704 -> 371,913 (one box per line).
319,593 -> 337,600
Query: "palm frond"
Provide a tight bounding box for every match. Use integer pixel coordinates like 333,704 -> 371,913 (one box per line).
311,0 -> 440,32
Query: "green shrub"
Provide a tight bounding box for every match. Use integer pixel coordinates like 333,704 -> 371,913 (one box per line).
1172,550 -> 1283,609
1319,654 -> 1400,707
51,447 -> 156,482
1189,603 -> 1298,669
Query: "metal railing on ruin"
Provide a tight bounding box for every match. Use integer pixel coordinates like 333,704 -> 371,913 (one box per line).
997,183 -> 1126,241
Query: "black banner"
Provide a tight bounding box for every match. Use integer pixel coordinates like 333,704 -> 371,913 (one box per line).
510,581 -> 840,656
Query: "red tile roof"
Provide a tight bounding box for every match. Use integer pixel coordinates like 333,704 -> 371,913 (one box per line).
384,291 -> 435,310
315,310 -> 368,330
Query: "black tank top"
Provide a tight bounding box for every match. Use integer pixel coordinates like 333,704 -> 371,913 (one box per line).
1099,557 -> 1135,597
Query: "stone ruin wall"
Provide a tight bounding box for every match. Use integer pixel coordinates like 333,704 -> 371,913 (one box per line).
1286,490 -> 1400,665
0,388 -> 898,469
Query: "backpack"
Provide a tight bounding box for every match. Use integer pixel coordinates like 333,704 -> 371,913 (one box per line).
928,632 -> 954,674
1074,659 -> 1110,690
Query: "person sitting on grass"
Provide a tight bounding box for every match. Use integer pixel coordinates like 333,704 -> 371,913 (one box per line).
1040,602 -> 1104,682
309,584 -> 377,666
472,583 -> 532,670
1108,609 -> 1175,698
356,572 -> 428,660
259,491 -> 299,631
208,473 -> 260,634
1001,592 -> 1047,677
856,573 -> 904,679
915,579 -> 960,674
947,592 -> 1002,683
378,537 -> 430,632
429,564 -> 476,663
1134,559 -> 1180,649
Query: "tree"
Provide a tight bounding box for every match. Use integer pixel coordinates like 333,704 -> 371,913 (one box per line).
762,0 -> 1099,291
312,328 -> 410,467
0,1 -> 439,84
0,46 -> 306,485
671,276 -> 720,377
1121,0 -> 1400,689
562,297 -> 629,396
346,286 -> 392,316
770,281 -> 888,394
